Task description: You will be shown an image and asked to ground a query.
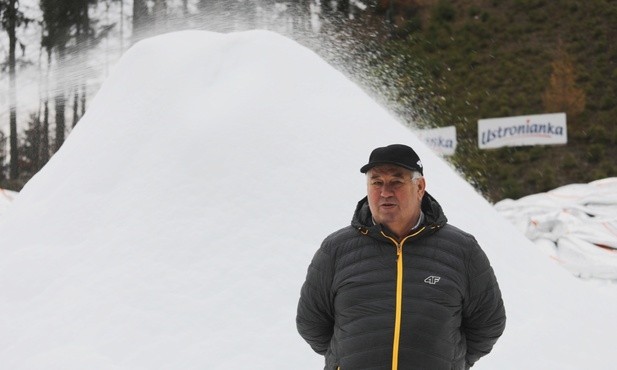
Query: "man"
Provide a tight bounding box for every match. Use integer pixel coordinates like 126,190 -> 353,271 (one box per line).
296,144 -> 505,370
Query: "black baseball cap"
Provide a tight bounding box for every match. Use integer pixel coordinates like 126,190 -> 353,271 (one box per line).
360,144 -> 424,175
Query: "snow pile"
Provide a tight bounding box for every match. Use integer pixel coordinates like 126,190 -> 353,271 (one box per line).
495,178 -> 617,280
0,188 -> 18,217
0,30 -> 617,370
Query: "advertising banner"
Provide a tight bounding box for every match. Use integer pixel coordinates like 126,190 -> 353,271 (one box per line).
478,113 -> 567,149
416,126 -> 457,156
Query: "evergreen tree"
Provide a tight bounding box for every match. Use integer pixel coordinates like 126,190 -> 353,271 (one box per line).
41,0 -> 71,151
132,0 -> 150,43
19,113 -> 42,176
40,0 -> 99,150
288,0 -> 312,35
1,0 -> 32,180
0,130 -> 6,183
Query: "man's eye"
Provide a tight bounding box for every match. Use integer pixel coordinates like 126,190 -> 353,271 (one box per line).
371,181 -> 383,187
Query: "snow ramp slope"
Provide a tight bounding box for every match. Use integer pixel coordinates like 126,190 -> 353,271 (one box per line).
0,30 -> 615,369
0,188 -> 18,217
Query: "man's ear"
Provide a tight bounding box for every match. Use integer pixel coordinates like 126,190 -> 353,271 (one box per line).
416,177 -> 426,196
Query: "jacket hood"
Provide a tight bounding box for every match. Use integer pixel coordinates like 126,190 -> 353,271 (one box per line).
351,191 -> 448,233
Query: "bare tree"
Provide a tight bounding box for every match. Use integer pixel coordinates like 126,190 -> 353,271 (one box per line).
542,44 -> 586,118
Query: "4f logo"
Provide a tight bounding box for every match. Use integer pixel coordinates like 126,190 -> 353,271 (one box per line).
424,276 -> 441,285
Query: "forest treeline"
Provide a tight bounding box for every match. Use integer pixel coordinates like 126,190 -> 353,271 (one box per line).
1,0 -> 615,202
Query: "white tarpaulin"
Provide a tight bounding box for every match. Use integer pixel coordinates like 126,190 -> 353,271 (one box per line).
495,177 -> 617,280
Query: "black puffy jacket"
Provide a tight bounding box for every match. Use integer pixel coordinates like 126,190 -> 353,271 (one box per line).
296,193 -> 506,370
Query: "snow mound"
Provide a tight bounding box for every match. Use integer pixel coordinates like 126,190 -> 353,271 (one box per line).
0,188 -> 18,217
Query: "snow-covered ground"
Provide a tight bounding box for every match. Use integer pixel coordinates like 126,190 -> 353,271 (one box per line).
0,30 -> 616,370
0,188 -> 18,216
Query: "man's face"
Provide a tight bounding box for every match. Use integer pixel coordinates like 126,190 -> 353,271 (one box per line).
367,165 -> 425,235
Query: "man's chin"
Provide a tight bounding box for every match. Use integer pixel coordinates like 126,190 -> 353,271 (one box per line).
374,215 -> 398,226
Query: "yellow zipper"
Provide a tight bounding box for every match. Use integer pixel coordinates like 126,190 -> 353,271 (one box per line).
381,227 -> 425,370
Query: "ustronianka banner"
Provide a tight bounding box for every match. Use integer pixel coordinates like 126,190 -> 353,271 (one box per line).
416,126 -> 457,156
478,113 -> 567,149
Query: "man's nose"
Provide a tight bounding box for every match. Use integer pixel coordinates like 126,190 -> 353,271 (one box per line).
380,184 -> 395,196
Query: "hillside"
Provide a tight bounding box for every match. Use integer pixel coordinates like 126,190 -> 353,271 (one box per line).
358,0 -> 617,201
